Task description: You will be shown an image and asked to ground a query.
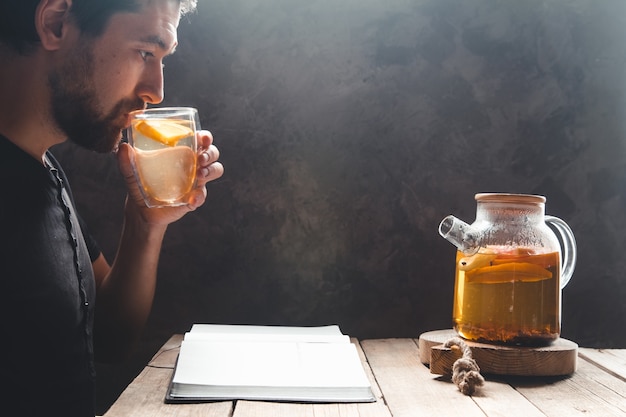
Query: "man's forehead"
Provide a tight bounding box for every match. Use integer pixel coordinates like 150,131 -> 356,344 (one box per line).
107,1 -> 181,46
116,0 -> 182,23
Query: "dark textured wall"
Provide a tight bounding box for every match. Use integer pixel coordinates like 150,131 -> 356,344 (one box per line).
52,0 -> 626,412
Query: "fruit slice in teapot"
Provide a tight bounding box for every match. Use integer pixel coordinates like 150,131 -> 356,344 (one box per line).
465,262 -> 553,284
462,248 -> 557,284
458,251 -> 497,271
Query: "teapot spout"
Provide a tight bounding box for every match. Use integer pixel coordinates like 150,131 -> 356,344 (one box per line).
439,215 -> 480,255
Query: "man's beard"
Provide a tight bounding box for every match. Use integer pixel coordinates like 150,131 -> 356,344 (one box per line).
48,42 -> 144,153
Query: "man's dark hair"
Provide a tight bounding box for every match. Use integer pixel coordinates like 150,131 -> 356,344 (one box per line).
0,0 -> 197,54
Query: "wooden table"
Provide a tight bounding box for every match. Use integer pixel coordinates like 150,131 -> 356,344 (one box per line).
102,334 -> 626,417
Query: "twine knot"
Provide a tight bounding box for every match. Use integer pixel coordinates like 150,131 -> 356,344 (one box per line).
444,337 -> 484,395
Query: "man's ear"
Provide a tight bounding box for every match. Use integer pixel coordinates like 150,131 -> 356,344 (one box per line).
35,0 -> 73,51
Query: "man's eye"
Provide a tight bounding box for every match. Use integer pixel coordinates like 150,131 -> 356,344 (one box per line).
139,50 -> 154,61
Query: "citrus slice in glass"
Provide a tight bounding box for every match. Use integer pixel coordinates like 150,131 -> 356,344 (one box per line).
135,119 -> 193,146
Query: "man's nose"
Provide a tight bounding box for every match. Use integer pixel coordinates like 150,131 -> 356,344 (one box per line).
136,63 -> 165,104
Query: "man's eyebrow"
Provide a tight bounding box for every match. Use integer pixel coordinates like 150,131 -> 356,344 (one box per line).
140,35 -> 177,54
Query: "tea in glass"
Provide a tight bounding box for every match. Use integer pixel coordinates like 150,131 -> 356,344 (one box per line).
453,246 -> 561,346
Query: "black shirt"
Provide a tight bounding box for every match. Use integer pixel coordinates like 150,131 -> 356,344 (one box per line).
0,135 -> 101,417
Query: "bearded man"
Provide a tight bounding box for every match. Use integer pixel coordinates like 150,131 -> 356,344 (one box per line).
0,1 -> 223,416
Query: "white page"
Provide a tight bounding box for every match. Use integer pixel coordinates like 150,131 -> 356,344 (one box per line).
185,324 -> 350,343
172,339 -> 371,389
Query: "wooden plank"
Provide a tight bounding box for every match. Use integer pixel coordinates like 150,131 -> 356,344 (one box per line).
148,334 -> 184,368
578,348 -> 626,382
102,366 -> 233,417
233,401 -> 391,417
608,349 -> 626,361
361,338 -> 486,417
351,337 -> 387,405
469,378 -> 546,417
576,355 -> 626,408
234,401 -> 314,417
510,356 -> 626,417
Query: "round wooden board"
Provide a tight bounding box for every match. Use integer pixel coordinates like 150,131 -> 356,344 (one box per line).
418,329 -> 578,376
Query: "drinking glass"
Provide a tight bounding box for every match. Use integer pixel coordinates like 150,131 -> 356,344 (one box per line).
126,107 -> 199,207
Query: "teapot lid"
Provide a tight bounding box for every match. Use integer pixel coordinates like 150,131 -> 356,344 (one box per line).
475,193 -> 546,205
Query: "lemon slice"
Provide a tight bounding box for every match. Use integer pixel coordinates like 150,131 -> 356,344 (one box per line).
135,119 -> 193,146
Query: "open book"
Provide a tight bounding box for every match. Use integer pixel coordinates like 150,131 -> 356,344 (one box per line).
165,324 -> 375,403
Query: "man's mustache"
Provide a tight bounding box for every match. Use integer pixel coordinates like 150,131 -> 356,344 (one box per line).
121,99 -> 147,115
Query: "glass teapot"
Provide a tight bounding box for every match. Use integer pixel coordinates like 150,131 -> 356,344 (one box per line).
439,193 -> 577,346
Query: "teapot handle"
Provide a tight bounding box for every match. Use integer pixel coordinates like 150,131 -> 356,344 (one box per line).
545,215 -> 577,289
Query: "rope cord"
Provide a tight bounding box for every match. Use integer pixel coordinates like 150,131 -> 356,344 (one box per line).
444,337 -> 485,395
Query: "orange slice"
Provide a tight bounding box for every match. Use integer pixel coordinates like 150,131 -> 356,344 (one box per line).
466,262 -> 553,284
135,119 -> 193,146
491,251 -> 559,269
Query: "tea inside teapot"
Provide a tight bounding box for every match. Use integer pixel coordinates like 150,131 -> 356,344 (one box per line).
453,246 -> 560,345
